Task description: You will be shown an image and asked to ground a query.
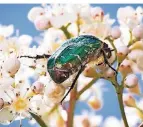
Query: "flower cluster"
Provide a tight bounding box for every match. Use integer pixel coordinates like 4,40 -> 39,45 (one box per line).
0,4 -> 143,127
0,25 -> 66,126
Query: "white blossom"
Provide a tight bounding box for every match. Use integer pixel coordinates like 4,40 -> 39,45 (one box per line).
18,35 -> 33,46
28,7 -> 45,22
117,6 -> 142,29
1,4 -> 143,127
0,24 -> 14,37
103,116 -> 122,127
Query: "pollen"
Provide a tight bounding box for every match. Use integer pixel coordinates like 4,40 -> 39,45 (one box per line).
12,97 -> 28,112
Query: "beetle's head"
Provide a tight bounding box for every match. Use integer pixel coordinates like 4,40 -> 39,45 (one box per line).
49,67 -> 70,84
102,42 -> 113,59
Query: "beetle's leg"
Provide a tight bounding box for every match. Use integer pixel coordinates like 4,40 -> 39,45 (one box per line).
102,50 -> 118,74
60,54 -> 84,103
19,54 -> 51,59
60,65 -> 85,104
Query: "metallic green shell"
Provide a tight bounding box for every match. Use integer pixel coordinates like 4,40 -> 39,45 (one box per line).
47,35 -> 103,83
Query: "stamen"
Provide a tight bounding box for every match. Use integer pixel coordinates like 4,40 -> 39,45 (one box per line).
37,107 -> 40,110
12,89 -> 16,95
22,63 -> 46,72
23,88 -> 30,98
10,110 -> 13,113
8,102 -> 11,105
16,92 -> 20,97
22,63 -> 36,69
4,91 -> 13,100
12,97 -> 28,112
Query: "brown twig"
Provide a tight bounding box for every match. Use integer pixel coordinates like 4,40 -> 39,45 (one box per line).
67,84 -> 77,127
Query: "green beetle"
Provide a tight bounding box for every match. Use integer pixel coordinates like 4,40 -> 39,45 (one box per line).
20,35 -> 116,102
47,35 -> 115,84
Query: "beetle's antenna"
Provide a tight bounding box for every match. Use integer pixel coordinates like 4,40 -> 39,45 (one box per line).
19,54 -> 51,59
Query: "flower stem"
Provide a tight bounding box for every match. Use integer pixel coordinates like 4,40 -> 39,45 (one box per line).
61,25 -> 71,39
67,84 -> 77,127
76,15 -> 80,36
116,86 -> 129,127
108,34 -> 129,127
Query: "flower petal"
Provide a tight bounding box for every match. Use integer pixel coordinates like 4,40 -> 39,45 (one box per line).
0,108 -> 15,125
0,24 -> 14,37
120,27 -> 130,46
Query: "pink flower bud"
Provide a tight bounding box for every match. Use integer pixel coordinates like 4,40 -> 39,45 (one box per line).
32,82 -> 44,94
28,7 -> 45,22
34,15 -> 51,30
0,98 -> 4,110
123,94 -> 136,107
103,68 -> 115,78
111,26 -> 121,39
132,25 -> 143,39
124,74 -> 138,87
128,85 -> 140,95
120,59 -> 131,67
3,57 -> 20,76
90,7 -> 104,21
119,59 -> 132,76
82,118 -> 90,127
117,46 -> 129,56
83,65 -> 98,78
117,46 -> 130,63
88,96 -> 102,110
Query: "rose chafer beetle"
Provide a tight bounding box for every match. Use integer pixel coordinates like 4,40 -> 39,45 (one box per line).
20,35 -> 116,102
47,35 -> 115,83
47,35 -> 116,102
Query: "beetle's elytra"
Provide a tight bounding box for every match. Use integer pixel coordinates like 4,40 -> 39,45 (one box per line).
47,35 -> 113,84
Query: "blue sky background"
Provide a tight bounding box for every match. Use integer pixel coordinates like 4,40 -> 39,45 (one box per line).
0,4 -> 142,127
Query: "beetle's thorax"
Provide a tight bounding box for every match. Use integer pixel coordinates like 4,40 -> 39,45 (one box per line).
102,42 -> 112,59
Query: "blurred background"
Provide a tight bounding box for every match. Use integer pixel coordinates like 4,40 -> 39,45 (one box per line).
0,4 -> 142,127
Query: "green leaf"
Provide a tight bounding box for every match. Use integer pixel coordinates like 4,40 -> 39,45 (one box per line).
29,112 -> 48,127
